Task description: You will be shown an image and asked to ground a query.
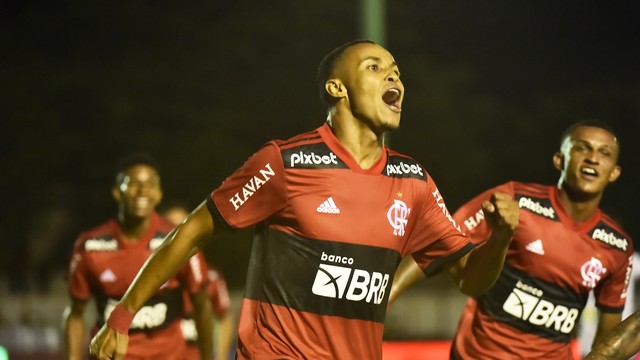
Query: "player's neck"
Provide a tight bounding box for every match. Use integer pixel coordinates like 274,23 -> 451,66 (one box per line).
556,186 -> 602,223
327,110 -> 384,169
118,214 -> 151,243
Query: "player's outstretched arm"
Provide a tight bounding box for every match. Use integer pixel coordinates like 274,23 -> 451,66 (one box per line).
90,201 -> 216,360
446,192 -> 519,297
585,311 -> 640,360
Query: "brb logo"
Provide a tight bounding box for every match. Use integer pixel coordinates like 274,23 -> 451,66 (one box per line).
502,280 -> 579,334
387,199 -> 410,236
581,257 -> 607,289
311,252 -> 389,305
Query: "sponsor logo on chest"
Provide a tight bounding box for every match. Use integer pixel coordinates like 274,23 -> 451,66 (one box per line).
311,252 -> 390,305
591,228 -> 628,251
502,280 -> 580,334
386,162 -> 424,176
518,197 -> 556,219
85,238 -> 118,251
290,151 -> 338,167
228,163 -> 275,210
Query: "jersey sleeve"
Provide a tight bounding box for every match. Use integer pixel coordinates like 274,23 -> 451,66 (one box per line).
177,251 -> 210,295
594,250 -> 634,312
452,182 -> 515,246
410,175 -> 475,276
67,236 -> 92,301
210,142 -> 287,229
207,268 -> 231,317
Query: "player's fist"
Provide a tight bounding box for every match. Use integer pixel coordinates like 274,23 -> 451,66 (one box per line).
89,324 -> 129,360
481,192 -> 519,245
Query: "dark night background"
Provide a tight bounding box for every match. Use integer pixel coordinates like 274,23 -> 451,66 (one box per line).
1,0 -> 638,293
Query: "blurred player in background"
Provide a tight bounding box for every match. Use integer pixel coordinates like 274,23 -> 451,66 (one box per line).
391,120 -> 634,359
162,203 -> 235,360
63,153 -> 214,359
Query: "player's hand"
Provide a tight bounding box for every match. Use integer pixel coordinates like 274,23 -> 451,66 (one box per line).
89,324 -> 129,360
481,192 -> 519,246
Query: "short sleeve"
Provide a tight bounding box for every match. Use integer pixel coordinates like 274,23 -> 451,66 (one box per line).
67,238 -> 91,301
178,251 -> 210,295
409,175 -> 474,276
207,268 -> 231,317
452,182 -> 515,246
594,251 -> 634,312
210,142 -> 287,229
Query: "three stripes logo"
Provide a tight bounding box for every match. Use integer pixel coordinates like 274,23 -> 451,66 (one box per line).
317,197 -> 341,214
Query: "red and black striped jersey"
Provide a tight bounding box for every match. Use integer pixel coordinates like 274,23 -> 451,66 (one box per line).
452,182 -> 634,359
208,123 -> 473,360
67,212 -> 209,359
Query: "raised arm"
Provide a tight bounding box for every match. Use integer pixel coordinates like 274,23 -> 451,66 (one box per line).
89,201 -> 217,360
585,310 -> 640,360
446,192 -> 518,297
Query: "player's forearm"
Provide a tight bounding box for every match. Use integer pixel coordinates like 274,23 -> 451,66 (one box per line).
63,310 -> 86,360
585,311 -> 640,360
457,235 -> 510,296
192,291 -> 214,360
215,314 -> 234,360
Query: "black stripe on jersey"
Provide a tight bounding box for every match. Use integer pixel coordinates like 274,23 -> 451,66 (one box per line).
478,262 -> 588,343
423,242 -> 475,277
589,222 -> 631,253
206,196 -> 234,231
515,194 -> 560,222
281,142 -> 349,169
245,226 -> 402,323
383,154 -> 427,180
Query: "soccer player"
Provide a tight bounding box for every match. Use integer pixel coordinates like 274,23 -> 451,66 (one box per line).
63,153 -> 214,360
161,203 -> 234,360
390,120 -> 633,359
89,40 -> 519,360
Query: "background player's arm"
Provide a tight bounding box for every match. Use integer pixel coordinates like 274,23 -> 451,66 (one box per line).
446,192 -> 518,296
214,312 -> 234,360
585,311 -> 640,360
62,299 -> 88,360
90,201 -> 217,359
389,257 -> 424,304
191,288 -> 214,360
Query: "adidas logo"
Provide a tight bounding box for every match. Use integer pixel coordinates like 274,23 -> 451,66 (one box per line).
317,197 -> 341,214
525,239 -> 545,255
99,269 -> 117,283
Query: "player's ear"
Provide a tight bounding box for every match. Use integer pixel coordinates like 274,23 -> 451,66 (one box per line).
325,79 -> 346,100
608,165 -> 621,183
552,152 -> 564,171
112,185 -> 122,202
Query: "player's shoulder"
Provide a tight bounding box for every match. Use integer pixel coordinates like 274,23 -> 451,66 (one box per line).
510,181 -> 552,197
384,148 -> 427,181
592,211 -> 634,254
73,219 -> 119,253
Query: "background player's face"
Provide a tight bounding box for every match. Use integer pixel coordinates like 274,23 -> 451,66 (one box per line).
114,164 -> 163,219
333,42 -> 404,134
554,125 -> 621,197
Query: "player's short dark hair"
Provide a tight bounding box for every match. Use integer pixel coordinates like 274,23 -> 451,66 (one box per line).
316,39 -> 375,107
559,120 -> 619,149
114,152 -> 161,181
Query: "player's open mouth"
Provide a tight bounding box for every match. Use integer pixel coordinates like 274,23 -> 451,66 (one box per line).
382,88 -> 402,112
580,166 -> 599,179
